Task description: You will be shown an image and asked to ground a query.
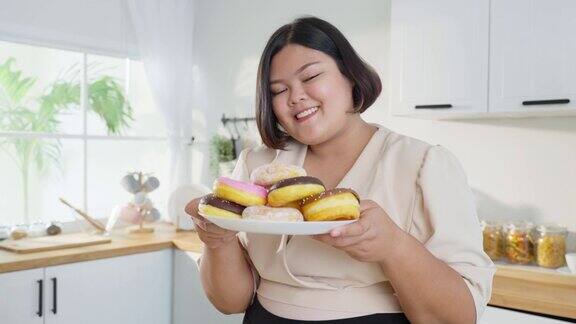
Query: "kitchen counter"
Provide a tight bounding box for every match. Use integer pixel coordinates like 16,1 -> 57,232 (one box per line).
489,263 -> 576,319
0,222 -> 202,274
1,224 -> 574,319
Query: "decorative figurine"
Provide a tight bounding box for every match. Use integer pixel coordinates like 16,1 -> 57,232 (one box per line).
119,172 -> 161,234
46,222 -> 62,236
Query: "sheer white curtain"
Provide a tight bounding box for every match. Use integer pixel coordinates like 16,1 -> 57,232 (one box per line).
127,0 -> 195,222
0,0 -> 139,57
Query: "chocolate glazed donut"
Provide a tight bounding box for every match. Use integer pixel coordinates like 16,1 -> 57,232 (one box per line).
198,194 -> 246,219
267,176 -> 325,207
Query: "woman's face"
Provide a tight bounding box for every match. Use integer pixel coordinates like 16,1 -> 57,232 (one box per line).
269,44 -> 355,145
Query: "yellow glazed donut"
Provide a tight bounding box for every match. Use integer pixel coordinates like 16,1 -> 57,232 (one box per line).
279,200 -> 302,210
213,177 -> 267,207
198,194 -> 245,219
267,176 -> 325,207
301,188 -> 360,221
250,162 -> 307,187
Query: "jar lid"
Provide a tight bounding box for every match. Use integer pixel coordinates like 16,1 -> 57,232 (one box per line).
505,221 -> 533,231
480,219 -> 502,229
536,223 -> 567,234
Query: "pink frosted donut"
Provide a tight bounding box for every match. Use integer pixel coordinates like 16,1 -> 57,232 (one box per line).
213,177 -> 267,206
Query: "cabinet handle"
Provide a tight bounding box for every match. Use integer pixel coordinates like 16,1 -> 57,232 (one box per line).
414,104 -> 453,109
522,99 -> 570,106
36,279 -> 43,317
51,277 -> 57,314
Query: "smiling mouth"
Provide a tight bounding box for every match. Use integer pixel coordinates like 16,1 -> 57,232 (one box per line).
295,106 -> 319,120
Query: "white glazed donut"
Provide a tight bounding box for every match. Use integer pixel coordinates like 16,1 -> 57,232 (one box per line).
250,162 -> 306,187
242,206 -> 304,222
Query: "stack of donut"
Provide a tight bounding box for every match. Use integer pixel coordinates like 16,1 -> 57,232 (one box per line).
198,162 -> 360,222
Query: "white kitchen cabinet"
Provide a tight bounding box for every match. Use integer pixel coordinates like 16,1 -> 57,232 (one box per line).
173,250 -> 243,324
0,268 -> 44,324
0,250 -> 172,324
389,0 -> 490,118
489,0 -> 576,114
480,306 -> 570,324
44,249 -> 172,324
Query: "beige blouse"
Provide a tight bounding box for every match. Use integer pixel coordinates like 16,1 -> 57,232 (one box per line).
230,124 -> 495,322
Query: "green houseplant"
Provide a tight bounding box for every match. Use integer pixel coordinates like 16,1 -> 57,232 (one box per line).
0,57 -> 133,223
209,134 -> 236,177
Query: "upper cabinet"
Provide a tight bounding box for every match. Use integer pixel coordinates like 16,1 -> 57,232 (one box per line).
390,0 -> 576,119
489,0 -> 576,113
389,0 -> 489,117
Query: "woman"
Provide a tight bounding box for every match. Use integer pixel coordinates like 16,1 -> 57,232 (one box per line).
186,16 -> 494,323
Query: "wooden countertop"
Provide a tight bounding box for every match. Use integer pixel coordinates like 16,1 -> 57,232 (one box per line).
0,222 -> 202,274
1,224 -> 574,319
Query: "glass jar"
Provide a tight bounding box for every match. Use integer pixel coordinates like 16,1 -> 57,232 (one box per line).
0,226 -> 10,241
534,224 -> 567,268
481,220 -> 503,261
504,222 -> 533,264
10,224 -> 29,240
28,221 -> 47,238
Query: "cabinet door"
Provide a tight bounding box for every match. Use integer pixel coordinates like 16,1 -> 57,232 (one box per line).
0,268 -> 44,324
489,0 -> 576,113
44,250 -> 172,324
173,250 -> 243,324
389,0 -> 489,116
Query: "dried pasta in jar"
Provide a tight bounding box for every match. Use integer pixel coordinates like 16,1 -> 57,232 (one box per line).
534,224 -> 567,268
504,222 -> 533,264
481,220 -> 503,261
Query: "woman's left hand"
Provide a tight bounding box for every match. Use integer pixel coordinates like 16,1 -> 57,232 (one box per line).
312,199 -> 404,262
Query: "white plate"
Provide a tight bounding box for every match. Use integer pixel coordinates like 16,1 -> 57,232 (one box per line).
168,184 -> 210,230
200,212 -> 356,235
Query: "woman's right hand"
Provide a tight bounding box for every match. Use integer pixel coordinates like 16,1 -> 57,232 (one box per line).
185,197 -> 239,250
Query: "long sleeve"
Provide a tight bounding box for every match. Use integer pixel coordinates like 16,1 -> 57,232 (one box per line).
412,145 -> 495,321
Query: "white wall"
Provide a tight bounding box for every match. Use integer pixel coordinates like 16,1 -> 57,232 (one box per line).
190,0 -> 576,239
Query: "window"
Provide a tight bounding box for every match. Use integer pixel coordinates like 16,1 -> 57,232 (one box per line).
0,40 -> 168,227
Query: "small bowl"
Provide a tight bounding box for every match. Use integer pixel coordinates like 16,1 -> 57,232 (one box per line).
566,253 -> 576,274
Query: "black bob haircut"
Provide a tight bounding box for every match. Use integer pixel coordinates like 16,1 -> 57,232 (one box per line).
255,16 -> 382,150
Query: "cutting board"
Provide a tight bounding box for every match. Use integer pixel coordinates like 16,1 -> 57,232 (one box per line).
0,233 -> 111,254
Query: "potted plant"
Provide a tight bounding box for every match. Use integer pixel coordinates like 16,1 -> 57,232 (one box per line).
209,135 -> 236,177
